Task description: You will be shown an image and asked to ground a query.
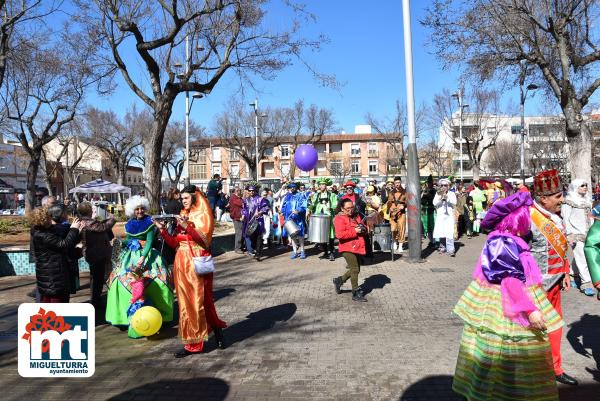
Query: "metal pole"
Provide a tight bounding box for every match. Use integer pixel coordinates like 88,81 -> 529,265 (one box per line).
520,87 -> 526,182
254,99 -> 259,181
458,89 -> 464,182
401,0 -> 422,262
185,34 -> 191,186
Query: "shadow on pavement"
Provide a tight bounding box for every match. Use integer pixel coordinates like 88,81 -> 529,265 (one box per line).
107,377 -> 229,401
214,287 -> 236,302
205,303 -> 297,353
559,381 -> 600,400
399,375 -> 464,401
361,274 -> 391,295
566,313 -> 600,380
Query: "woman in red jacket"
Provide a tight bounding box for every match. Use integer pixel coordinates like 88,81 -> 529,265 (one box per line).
332,198 -> 368,302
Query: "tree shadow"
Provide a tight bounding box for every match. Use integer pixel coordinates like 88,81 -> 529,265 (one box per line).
399,375 -> 464,401
360,274 -> 391,295
107,378 -> 229,401
213,288 -> 236,302
204,303 -> 297,353
0,252 -> 16,276
421,243 -> 437,259
566,313 -> 600,381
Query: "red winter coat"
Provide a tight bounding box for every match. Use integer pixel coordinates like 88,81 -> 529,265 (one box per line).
334,213 -> 366,255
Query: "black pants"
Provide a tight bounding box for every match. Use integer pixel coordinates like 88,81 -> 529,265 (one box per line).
88,258 -> 109,308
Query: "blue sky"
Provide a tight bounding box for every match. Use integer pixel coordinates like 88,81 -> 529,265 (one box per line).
87,0 -> 566,140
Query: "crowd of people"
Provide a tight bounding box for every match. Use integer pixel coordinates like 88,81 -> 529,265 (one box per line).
25,166 -> 600,388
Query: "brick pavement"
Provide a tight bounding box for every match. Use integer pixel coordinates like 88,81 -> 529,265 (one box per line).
0,236 -> 599,400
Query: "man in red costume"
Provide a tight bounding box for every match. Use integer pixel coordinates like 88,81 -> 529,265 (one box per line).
529,169 -> 578,385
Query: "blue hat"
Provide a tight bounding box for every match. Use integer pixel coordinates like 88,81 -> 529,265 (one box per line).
246,185 -> 257,191
593,204 -> 600,219
287,182 -> 298,189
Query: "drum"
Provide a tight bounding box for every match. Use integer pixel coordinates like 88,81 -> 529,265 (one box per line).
373,223 -> 392,252
308,214 -> 330,244
284,219 -> 300,238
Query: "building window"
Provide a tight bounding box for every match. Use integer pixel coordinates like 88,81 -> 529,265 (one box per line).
190,164 -> 207,180
487,128 -> 496,137
280,162 -> 290,176
351,161 -> 360,175
212,164 -> 221,176
211,147 -> 221,161
329,160 -> 342,174
230,164 -> 240,177
262,162 -> 274,176
264,147 -> 273,157
315,143 -> 326,159
351,143 -> 360,157
280,145 -> 290,158
368,142 -> 378,157
128,176 -> 131,183
330,143 -> 342,153
368,160 -> 378,174
317,160 -> 327,174
229,149 -> 239,161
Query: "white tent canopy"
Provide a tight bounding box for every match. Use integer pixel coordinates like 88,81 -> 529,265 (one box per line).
69,179 -> 131,195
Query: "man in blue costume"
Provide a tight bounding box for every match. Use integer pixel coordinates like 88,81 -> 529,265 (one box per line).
241,184 -> 271,261
281,182 -> 308,259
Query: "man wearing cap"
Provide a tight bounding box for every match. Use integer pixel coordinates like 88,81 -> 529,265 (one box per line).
385,176 -> 407,252
529,169 -> 578,386
281,182 -> 308,259
433,178 -> 457,256
241,184 -> 270,261
307,178 -> 338,261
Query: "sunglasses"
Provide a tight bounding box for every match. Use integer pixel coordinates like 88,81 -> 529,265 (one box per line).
581,184 -> 588,187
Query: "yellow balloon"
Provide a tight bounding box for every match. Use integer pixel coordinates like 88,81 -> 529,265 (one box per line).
131,306 -> 163,337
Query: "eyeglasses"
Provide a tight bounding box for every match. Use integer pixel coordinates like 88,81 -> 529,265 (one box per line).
345,187 -> 354,190
581,184 -> 588,187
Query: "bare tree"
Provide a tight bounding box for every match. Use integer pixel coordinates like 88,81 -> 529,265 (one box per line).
3,30 -> 104,211
212,100 -> 281,180
162,120 -> 204,186
0,1 -> 60,89
76,0 -> 330,210
365,100 -> 427,175
86,106 -> 147,192
422,0 -> 600,184
282,100 -> 335,179
431,86 -> 507,181
420,140 -> 453,179
326,153 -> 353,186
487,138 -> 521,178
528,129 -> 569,178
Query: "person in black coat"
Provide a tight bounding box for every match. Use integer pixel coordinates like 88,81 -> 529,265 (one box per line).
29,206 -> 82,303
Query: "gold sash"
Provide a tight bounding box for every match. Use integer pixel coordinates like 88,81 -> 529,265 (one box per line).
530,207 -> 568,260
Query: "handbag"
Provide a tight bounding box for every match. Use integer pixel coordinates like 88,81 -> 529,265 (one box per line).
191,247 -> 215,275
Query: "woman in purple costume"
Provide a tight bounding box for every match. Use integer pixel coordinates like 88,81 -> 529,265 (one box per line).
242,184 -> 271,261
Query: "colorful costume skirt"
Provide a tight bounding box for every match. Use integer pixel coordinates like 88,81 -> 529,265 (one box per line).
452,280 -> 562,401
105,248 -> 174,338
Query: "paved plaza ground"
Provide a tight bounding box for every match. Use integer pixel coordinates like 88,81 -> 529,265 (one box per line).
1,235 -> 599,400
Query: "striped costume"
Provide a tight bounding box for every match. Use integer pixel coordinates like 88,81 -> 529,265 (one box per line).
453,231 -> 562,401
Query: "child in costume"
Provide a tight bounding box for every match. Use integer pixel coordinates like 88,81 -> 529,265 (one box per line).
452,192 -> 562,401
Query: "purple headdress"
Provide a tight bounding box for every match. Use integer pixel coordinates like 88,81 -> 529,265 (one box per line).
480,192 -> 533,233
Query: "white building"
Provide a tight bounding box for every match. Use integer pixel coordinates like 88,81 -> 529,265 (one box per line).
438,113 -> 568,180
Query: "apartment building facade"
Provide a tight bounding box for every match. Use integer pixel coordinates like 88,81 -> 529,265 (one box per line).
189,131 -> 405,191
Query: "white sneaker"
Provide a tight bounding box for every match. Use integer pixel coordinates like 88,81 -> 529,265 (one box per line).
393,242 -> 399,251
397,243 -> 404,252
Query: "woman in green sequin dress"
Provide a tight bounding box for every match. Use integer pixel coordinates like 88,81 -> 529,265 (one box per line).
105,196 -> 174,338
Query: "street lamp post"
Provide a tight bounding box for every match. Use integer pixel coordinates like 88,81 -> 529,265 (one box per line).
519,82 -> 538,182
249,99 -> 266,182
178,35 -> 205,187
452,89 -> 469,182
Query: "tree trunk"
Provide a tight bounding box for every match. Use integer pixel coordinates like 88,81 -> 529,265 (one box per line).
145,96 -> 174,212
26,156 -> 41,213
563,102 -> 592,184
118,165 -> 126,205
472,163 -> 481,181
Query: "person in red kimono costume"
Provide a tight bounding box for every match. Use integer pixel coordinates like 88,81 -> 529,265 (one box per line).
154,185 -> 227,358
529,170 -> 578,386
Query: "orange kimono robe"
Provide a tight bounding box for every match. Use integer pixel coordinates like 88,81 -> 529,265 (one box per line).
160,191 -> 226,347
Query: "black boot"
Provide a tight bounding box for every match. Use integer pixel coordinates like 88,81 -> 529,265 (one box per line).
214,327 -> 226,349
352,288 -> 367,302
329,253 -> 335,261
174,347 -> 197,358
332,276 -> 343,294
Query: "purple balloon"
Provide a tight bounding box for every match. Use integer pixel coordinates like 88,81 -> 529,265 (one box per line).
294,144 -> 318,172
